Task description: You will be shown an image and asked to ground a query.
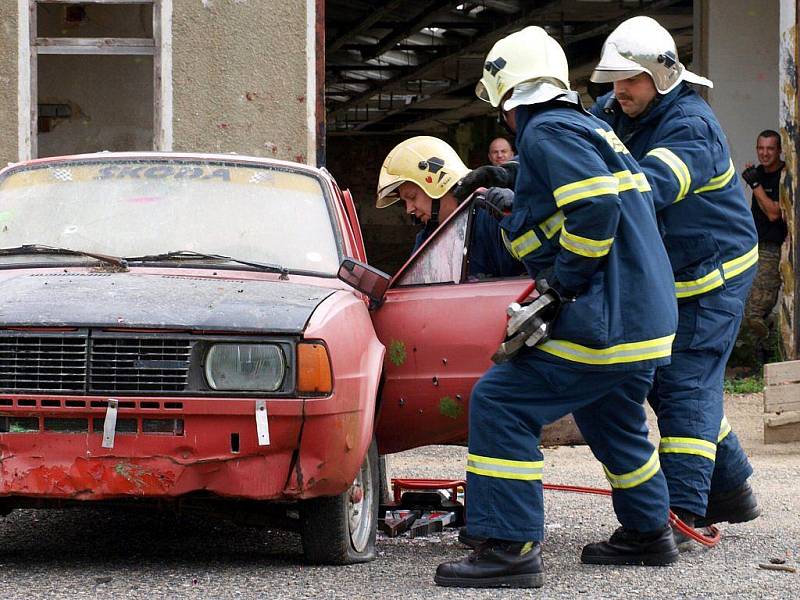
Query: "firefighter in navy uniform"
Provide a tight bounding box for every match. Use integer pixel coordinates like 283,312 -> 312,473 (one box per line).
434,27 -> 679,589
376,136 -> 523,279
589,16 -> 760,538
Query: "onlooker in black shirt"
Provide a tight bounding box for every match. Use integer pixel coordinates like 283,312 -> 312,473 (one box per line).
740,129 -> 786,343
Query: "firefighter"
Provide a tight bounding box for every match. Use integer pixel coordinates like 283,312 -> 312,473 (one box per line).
434,27 -> 679,589
589,16 -> 760,538
376,136 -> 523,278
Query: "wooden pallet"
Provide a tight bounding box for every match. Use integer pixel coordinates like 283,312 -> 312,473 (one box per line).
764,360 -> 800,444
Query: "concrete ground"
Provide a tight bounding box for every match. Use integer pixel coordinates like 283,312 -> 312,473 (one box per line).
0,392 -> 797,599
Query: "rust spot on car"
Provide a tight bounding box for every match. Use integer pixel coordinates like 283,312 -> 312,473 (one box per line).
388,339 -> 406,366
3,458 -> 176,497
439,396 -> 462,420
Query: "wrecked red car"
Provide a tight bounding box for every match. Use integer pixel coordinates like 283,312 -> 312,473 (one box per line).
0,152 -> 529,564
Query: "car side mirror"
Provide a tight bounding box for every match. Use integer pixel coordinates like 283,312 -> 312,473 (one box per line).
337,258 -> 390,303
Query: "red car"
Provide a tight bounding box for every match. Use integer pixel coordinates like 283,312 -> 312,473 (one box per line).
0,153 -> 529,564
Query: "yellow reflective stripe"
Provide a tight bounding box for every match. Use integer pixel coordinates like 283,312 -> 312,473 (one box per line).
722,244 -> 758,280
674,268 -> 724,299
615,170 -> 652,193
632,172 -> 652,192
538,334 -> 675,366
694,159 -> 735,193
560,225 -> 614,258
718,416 -> 732,443
673,245 -> 759,299
502,229 -> 541,260
615,170 -> 636,192
647,147 -> 691,203
466,453 -> 544,481
595,128 -> 630,154
553,176 -> 618,207
539,210 -> 565,239
659,437 -> 717,461
604,450 -> 660,490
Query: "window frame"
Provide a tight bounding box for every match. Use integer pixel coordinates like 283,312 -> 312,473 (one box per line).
19,0 -> 172,160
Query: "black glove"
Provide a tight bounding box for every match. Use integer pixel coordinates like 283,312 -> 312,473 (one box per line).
535,267 -> 577,304
452,161 -> 518,202
741,165 -> 760,189
474,187 -> 514,220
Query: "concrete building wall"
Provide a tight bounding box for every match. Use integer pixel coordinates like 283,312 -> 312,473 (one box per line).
0,4 -> 19,164
172,0 -> 313,163
706,0 -> 780,171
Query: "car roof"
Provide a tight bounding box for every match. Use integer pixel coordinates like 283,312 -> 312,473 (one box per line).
0,151 -> 329,182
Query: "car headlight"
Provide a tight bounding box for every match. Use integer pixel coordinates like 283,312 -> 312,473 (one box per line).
205,344 -> 286,391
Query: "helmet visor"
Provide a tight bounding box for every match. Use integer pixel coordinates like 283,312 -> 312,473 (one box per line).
591,44 -> 647,84
376,180 -> 403,208
590,68 -> 646,84
475,80 -> 492,104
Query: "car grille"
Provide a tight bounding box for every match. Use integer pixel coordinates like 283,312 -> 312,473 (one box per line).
0,332 -> 193,394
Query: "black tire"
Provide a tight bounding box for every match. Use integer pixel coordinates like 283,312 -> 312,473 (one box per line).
300,438 -> 379,565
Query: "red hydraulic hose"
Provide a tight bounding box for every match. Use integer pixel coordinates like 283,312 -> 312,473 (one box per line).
542,482 -> 721,547
391,478 -> 720,548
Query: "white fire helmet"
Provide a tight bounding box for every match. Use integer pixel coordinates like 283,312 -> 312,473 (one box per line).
475,26 -> 570,108
591,16 -> 712,94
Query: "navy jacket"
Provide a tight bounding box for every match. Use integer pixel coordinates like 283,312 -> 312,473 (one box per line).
591,85 -> 758,300
501,102 -> 677,368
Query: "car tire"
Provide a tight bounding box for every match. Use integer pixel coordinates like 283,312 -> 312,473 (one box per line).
300,438 -> 379,565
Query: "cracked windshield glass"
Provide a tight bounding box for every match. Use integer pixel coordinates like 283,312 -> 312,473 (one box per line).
0,160 -> 340,274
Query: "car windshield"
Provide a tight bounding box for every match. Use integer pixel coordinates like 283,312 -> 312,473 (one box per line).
0,158 -> 341,275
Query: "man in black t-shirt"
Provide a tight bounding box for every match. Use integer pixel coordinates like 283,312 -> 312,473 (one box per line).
740,129 -> 786,343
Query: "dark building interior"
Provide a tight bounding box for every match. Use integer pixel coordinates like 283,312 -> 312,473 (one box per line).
324,0 -> 694,274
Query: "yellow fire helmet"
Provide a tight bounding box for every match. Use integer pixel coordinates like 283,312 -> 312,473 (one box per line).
376,136 -> 470,208
476,26 -> 570,108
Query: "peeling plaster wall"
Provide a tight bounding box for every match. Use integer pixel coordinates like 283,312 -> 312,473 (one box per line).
779,0 -> 798,358
0,5 -> 19,164
172,0 -> 311,163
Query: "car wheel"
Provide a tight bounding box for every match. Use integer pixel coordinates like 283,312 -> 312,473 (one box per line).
300,438 -> 379,565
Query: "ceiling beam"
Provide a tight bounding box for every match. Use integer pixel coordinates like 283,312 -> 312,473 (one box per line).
330,0 -> 690,130
327,0 -> 408,54
361,1 -> 462,61
328,0 -> 564,120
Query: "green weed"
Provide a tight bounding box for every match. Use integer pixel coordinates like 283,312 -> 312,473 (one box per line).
723,376 -> 764,394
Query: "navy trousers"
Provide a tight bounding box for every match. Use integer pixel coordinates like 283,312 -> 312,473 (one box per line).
648,266 -> 756,516
466,351 -> 669,542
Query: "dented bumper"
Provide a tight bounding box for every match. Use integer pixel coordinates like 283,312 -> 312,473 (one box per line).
0,394 -> 367,503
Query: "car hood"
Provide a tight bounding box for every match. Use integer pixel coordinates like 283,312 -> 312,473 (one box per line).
0,270 -> 336,333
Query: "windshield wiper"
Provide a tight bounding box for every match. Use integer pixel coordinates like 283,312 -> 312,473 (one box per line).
126,250 -> 290,278
0,244 -> 128,269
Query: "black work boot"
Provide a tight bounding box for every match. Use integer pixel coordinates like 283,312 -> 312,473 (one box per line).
457,526 -> 485,548
435,540 -> 544,588
695,481 -> 761,527
581,525 -> 679,566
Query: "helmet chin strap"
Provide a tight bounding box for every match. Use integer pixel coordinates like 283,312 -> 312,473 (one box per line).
429,198 -> 441,227
498,111 -> 515,137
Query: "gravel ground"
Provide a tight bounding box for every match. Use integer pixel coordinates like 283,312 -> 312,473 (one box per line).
1,392 -> 798,599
